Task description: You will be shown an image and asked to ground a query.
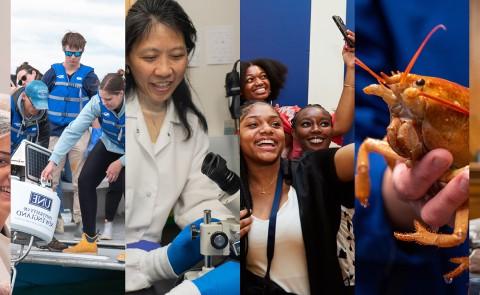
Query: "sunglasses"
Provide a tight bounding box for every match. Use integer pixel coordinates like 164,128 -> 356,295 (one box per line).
64,51 -> 83,57
17,75 -> 27,86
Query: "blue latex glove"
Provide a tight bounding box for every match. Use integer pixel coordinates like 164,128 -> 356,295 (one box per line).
192,261 -> 240,295
87,127 -> 102,153
167,218 -> 218,275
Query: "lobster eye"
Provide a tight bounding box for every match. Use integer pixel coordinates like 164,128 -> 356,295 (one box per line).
415,79 -> 425,87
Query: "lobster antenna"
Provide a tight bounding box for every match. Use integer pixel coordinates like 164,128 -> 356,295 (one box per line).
419,92 -> 469,115
401,24 -> 447,83
355,57 -> 386,85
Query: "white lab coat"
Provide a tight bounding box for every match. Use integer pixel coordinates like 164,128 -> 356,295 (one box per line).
125,93 -> 231,292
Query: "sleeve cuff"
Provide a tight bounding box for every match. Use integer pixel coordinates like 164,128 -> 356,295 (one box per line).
125,244 -> 178,292
48,154 -> 60,166
166,280 -> 201,295
142,244 -> 178,282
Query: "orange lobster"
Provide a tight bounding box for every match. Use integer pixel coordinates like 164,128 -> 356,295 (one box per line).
355,24 -> 469,281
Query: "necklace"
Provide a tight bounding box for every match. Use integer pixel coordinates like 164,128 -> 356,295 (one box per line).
251,175 -> 277,195
142,108 -> 166,143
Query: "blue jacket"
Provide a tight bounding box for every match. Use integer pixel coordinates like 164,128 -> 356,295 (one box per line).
10,87 -> 49,153
99,97 -> 125,150
49,94 -> 125,166
47,63 -> 93,127
354,0 -> 468,294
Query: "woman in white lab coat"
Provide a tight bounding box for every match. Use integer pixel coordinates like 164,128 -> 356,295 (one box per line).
125,0 -> 237,294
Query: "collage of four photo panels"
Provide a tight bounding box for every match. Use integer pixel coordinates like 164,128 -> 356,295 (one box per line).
0,0 -> 479,294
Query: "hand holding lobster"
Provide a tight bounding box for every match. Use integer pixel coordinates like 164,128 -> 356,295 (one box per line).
355,24 -> 469,282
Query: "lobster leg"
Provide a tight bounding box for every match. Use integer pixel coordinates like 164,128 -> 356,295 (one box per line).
357,138 -> 469,280
394,201 -> 468,247
443,256 -> 469,282
355,138 -> 403,206
394,202 -> 468,280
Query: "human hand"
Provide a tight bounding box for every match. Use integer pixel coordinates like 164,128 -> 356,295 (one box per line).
240,209 -> 252,238
386,149 -> 468,229
41,161 -> 56,182
10,81 -> 17,94
342,30 -> 355,68
192,261 -> 240,295
106,159 -> 123,183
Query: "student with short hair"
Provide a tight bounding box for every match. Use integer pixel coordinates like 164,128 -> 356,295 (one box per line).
42,31 -> 100,235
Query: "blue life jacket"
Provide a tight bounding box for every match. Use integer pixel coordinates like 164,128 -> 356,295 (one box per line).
99,98 -> 125,150
11,87 -> 48,153
47,63 -> 93,126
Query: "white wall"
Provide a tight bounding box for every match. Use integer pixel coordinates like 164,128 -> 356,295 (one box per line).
177,0 -> 240,137
0,0 -> 10,96
308,1 -> 347,113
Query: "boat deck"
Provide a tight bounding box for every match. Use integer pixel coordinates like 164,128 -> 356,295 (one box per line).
12,215 -> 125,271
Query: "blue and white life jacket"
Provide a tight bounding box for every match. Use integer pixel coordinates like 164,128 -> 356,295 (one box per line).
47,63 -> 93,126
99,98 -> 125,150
11,88 -> 47,153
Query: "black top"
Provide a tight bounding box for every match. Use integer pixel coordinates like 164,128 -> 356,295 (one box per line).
288,148 -> 353,295
241,148 -> 354,295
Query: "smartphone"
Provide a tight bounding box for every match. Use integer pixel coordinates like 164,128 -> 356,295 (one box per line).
332,15 -> 354,48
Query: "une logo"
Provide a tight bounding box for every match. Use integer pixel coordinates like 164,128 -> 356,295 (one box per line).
29,192 -> 52,211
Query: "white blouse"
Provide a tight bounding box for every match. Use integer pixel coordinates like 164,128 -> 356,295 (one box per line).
246,186 -> 310,295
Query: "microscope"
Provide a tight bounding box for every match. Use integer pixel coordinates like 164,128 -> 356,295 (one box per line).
184,152 -> 240,280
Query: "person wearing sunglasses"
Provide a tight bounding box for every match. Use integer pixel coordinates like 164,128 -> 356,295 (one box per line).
41,31 -> 100,239
10,62 -> 43,93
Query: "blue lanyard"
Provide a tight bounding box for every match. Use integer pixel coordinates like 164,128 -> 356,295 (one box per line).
265,169 -> 283,281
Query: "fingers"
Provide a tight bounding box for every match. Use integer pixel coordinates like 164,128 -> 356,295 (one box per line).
41,168 -> 51,181
106,172 -> 116,183
106,169 -> 119,183
111,172 -> 119,183
240,209 -> 250,219
240,223 -> 251,239
392,149 -> 453,201
421,168 -> 469,227
240,210 -> 253,238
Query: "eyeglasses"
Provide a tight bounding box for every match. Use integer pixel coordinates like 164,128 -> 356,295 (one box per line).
17,75 -> 27,86
64,51 -> 83,57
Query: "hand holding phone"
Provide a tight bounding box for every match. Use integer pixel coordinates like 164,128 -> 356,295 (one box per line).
332,15 -> 354,48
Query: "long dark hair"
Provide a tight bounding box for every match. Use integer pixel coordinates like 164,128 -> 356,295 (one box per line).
239,101 -> 280,269
239,100 -> 282,211
126,0 -> 207,139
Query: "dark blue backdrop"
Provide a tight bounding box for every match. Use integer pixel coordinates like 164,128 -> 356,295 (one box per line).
240,0 -> 312,107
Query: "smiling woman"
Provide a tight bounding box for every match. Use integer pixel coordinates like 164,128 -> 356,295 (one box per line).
239,101 -> 354,294
124,0 -> 237,293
